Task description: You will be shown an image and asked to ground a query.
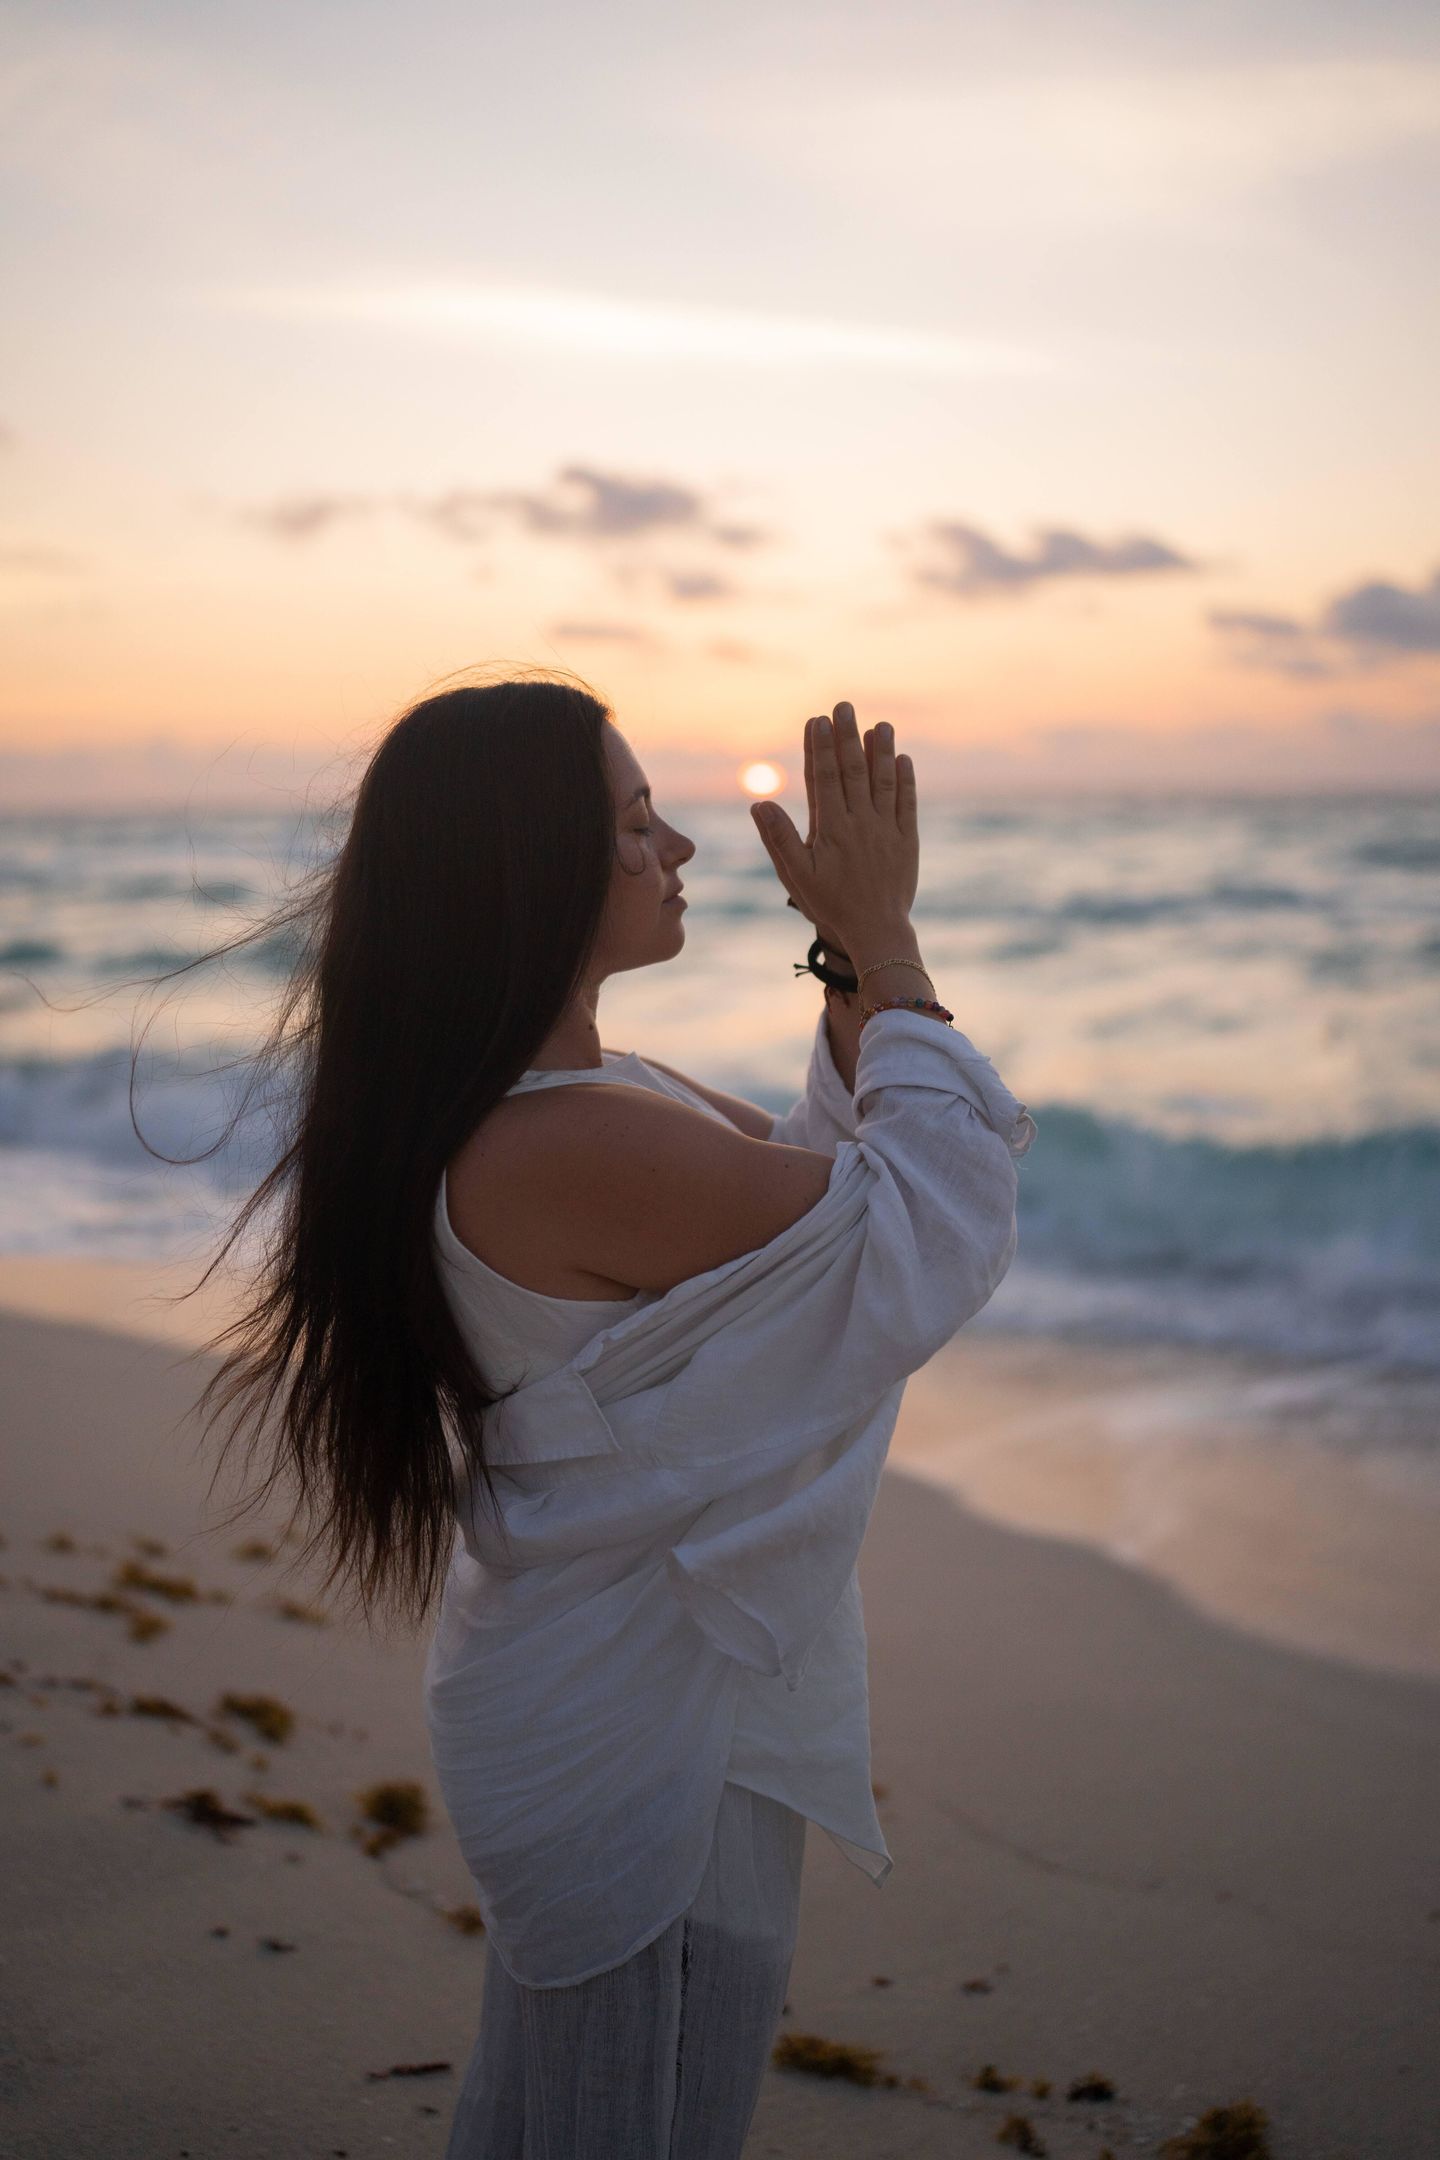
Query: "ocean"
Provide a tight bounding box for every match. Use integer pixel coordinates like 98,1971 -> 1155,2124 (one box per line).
2,793 -> 1437,1373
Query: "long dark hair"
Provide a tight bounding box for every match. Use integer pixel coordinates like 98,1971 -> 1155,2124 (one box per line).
137,669 -> 626,1633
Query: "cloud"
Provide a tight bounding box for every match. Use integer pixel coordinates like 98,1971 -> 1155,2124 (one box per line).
408,465 -> 755,547
222,465 -> 768,610
1210,562 -> 1440,675
225,465 -> 768,561
1321,568 -> 1440,656
1206,607 -> 1341,681
903,519 -> 1198,599
1209,609 -> 1308,640
663,571 -> 736,603
231,494 -> 379,541
707,524 -> 767,551
547,620 -> 660,647
201,280 -> 1054,380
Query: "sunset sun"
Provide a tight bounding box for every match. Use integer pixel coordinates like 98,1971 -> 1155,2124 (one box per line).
739,761 -> 786,799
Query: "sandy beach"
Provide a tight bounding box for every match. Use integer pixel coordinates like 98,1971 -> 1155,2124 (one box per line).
2,1263 -> 1438,2158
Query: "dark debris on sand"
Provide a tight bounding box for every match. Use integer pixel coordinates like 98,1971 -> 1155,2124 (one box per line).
161,1788 -> 257,1841
997,2115 -> 1047,2155
443,1904 -> 487,1935
217,1691 -> 295,1745
771,2032 -> 900,2088
244,1793 -> 324,1830
31,1579 -> 172,1642
1067,2070 -> 1117,2101
128,1693 -> 199,1725
1159,2100 -> 1273,2159
353,1779 -> 429,1857
365,2061 -> 452,2082
112,1559 -> 200,1603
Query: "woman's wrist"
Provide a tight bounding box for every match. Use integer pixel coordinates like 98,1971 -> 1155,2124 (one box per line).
821,980 -> 864,1092
845,920 -> 928,986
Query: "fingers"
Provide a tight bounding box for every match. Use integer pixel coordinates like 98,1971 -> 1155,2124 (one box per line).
809,710 -> 847,827
895,746 -> 916,837
750,796 -> 803,908
803,716 -> 820,848
795,698 -> 907,845
870,717 -> 897,815
829,701 -> 868,811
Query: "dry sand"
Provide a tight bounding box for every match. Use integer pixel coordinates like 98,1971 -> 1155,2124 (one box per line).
2,1264 -> 1438,2158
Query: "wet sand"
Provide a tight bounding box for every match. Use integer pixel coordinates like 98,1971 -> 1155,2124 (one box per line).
2,1269 -> 1438,2156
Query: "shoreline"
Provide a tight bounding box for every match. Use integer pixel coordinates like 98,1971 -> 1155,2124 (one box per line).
894,1329 -> 1440,1684
3,1254 -> 1437,1685
3,1295 -> 1437,2157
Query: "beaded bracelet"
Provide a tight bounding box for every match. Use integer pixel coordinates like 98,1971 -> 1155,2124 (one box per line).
859,995 -> 955,1030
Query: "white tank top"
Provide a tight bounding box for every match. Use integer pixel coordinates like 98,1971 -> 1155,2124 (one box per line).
433,1049 -> 736,1393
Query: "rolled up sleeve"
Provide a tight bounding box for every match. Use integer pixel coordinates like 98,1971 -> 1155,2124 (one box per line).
658,1007 -> 1037,1685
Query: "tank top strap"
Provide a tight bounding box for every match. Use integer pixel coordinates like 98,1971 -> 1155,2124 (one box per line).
504,1051 -> 653,1098
501,1052 -> 738,1136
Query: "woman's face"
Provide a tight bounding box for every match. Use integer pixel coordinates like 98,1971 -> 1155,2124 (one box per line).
595,722 -> 695,976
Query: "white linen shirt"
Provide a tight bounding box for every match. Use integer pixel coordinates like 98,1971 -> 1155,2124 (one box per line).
423,1003 -> 1036,1988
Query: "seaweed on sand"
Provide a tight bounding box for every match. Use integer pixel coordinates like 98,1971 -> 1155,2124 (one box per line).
771,2033 -> 900,2088
1067,2071 -> 1116,2101
217,1692 -> 295,1744
112,1560 -> 198,1603
161,1788 -> 257,1840
353,1780 -> 429,1857
1159,2101 -> 1273,2160
443,1905 -> 487,1935
128,1694 -> 198,1724
244,1793 -> 324,1830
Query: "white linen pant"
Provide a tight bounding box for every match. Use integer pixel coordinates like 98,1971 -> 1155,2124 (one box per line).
444,1781 -> 808,2159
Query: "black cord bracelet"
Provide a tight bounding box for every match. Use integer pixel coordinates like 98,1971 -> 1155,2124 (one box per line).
792,934 -> 859,994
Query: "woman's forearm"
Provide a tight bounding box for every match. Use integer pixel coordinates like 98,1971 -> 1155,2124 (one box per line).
821,986 -> 864,1095
820,918 -> 937,1094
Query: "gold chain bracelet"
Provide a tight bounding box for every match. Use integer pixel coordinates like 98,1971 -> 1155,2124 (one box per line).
855,956 -> 934,995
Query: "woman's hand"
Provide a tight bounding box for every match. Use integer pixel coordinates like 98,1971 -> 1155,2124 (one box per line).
785,714 -> 849,951
786,891 -> 850,957
785,713 -> 896,955
753,703 -> 917,945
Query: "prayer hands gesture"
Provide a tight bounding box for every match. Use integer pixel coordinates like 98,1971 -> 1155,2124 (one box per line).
751,702 -> 919,949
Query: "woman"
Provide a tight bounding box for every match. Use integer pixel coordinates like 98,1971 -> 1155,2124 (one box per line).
183,671 -> 1034,2158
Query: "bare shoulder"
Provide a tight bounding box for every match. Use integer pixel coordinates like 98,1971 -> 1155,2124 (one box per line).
631,1053 -> 775,1139
449,1082 -> 835,1299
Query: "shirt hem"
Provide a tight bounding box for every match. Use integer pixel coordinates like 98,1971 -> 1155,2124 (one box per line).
476,1771 -> 891,1990
721,1771 -> 894,1886
480,1892 -> 706,1993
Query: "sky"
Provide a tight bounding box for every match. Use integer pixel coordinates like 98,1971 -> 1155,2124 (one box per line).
2,0 -> 1439,803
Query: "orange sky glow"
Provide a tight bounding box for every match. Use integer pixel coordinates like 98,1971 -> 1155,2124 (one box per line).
2,3 -> 1438,803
